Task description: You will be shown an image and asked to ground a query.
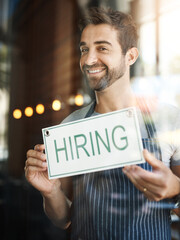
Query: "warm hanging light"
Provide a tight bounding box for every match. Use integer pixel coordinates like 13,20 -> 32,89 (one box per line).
75,94 -> 84,106
36,104 -> 45,114
13,109 -> 22,119
24,107 -> 33,117
52,99 -> 61,111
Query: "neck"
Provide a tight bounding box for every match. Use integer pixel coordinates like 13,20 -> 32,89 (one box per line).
94,77 -> 136,113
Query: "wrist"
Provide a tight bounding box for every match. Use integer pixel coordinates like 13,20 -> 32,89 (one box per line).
171,175 -> 180,197
41,180 -> 62,199
172,176 -> 180,207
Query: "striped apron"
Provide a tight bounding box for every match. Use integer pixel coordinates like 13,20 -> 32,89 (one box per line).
70,103 -> 175,240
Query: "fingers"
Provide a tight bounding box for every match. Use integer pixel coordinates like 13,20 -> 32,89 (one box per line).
25,157 -> 47,169
123,149 -> 166,185
143,149 -> 163,169
122,149 -> 174,201
27,146 -> 46,162
123,164 -> 161,187
34,144 -> 45,152
25,144 -> 47,173
122,166 -> 163,200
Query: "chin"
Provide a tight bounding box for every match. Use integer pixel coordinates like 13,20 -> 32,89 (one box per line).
87,75 -> 110,91
93,83 -> 109,92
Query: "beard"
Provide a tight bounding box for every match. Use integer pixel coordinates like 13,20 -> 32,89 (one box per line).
82,61 -> 126,92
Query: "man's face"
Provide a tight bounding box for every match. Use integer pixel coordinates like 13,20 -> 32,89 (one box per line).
79,24 -> 126,92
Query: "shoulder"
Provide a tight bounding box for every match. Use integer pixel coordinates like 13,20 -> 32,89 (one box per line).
158,102 -> 180,115
61,101 -> 95,124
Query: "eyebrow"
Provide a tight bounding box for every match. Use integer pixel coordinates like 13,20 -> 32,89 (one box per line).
79,40 -> 112,47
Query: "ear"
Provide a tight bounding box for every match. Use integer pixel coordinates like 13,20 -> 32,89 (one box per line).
126,47 -> 139,66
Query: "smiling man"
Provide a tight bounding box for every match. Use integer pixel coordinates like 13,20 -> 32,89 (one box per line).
80,24 -> 127,92
25,7 -> 180,240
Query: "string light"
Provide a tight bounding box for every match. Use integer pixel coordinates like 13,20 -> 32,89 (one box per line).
75,94 -> 84,106
14,93 -> 90,119
24,107 -> 33,117
52,99 -> 61,111
36,104 -> 45,114
13,109 -> 22,119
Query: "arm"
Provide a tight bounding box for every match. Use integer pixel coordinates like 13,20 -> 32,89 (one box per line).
25,144 -> 73,229
42,177 -> 73,229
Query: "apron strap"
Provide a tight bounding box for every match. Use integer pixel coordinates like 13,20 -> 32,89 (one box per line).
85,101 -> 96,118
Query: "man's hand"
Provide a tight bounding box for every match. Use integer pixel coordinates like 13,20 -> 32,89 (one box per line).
122,149 -> 180,201
25,144 -> 73,228
25,144 -> 61,197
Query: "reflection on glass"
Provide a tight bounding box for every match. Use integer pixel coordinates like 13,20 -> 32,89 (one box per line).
139,21 -> 156,76
159,9 -> 180,75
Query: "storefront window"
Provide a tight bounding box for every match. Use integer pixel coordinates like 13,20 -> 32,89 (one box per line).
139,21 -> 156,76
159,7 -> 180,75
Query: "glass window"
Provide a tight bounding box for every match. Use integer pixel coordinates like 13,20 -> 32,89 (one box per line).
159,8 -> 180,75
139,21 -> 156,76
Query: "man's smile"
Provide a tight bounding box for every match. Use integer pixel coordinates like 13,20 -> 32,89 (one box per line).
86,68 -> 106,75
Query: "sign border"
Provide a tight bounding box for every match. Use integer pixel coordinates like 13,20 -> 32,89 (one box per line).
42,107 -> 143,178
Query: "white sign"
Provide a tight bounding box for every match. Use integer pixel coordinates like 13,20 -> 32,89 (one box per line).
42,107 -> 144,179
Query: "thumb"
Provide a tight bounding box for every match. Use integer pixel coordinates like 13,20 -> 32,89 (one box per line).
143,149 -> 162,169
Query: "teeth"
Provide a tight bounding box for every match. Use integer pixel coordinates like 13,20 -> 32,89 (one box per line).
88,69 -> 103,73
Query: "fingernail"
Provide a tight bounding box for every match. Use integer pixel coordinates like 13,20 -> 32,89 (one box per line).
42,162 -> 47,167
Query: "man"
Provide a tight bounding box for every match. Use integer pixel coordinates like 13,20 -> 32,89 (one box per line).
25,7 -> 180,240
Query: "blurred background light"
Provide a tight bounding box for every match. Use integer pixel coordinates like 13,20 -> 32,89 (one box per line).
75,94 -> 84,106
36,104 -> 45,114
68,95 -> 75,106
52,99 -> 61,111
24,107 -> 33,117
13,109 -> 22,119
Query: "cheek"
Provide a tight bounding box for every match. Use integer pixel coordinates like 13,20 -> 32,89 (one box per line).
101,56 -> 115,69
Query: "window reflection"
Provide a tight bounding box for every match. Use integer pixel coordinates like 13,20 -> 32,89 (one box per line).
0,88 -> 9,160
159,9 -> 180,75
139,21 -> 156,76
0,41 -> 9,161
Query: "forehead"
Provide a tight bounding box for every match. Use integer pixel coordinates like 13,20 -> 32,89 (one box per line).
80,24 -> 120,46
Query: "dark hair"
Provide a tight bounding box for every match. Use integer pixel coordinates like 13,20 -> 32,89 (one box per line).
79,7 -> 138,55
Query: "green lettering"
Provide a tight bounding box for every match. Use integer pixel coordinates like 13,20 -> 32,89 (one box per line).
112,125 -> 128,150
95,128 -> 111,155
89,132 -> 95,156
54,138 -> 68,162
74,134 -> 90,159
69,136 -> 74,160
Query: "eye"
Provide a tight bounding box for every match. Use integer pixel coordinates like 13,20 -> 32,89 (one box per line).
80,48 -> 88,55
98,46 -> 108,52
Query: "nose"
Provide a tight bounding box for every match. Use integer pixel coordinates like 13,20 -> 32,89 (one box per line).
84,49 -> 97,66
